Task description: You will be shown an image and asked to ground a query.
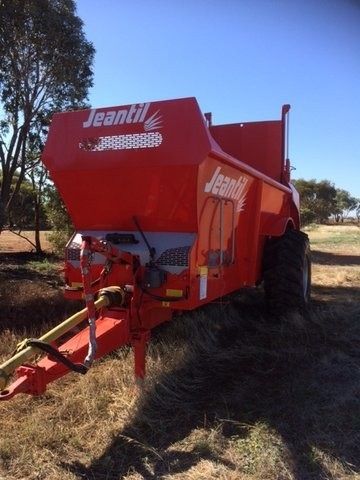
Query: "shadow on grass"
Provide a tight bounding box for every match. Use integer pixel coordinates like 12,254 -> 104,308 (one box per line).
312,249 -> 360,266
64,288 -> 360,480
0,293 -> 82,335
0,252 -> 84,335
0,251 -> 59,265
311,284 -> 360,307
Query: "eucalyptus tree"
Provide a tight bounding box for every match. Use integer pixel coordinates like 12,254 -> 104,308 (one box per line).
334,189 -> 359,222
0,0 -> 94,231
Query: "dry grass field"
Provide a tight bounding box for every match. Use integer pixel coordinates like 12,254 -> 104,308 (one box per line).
0,230 -> 52,253
0,225 -> 359,480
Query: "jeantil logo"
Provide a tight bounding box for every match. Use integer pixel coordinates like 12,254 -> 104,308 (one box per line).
204,166 -> 248,212
83,103 -> 162,132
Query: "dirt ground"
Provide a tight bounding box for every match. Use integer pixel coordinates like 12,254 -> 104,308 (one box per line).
0,230 -> 52,253
0,224 -> 359,480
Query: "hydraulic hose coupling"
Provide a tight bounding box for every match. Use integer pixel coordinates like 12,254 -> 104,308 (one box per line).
97,286 -> 128,308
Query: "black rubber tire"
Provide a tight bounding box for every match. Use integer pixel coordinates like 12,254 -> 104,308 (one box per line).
263,229 -> 311,315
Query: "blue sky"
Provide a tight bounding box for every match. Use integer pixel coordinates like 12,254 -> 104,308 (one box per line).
77,0 -> 360,197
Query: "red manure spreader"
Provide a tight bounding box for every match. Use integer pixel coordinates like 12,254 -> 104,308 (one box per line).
0,97 -> 310,401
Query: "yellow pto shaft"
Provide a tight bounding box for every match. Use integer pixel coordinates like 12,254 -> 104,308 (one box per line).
0,295 -> 110,392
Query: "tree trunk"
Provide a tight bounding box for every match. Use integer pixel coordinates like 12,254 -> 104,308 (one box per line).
34,196 -> 43,254
0,201 -> 6,231
0,173 -> 13,230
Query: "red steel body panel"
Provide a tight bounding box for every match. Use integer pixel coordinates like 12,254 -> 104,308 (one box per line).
0,98 -> 300,400
42,98 -> 297,233
210,121 -> 283,181
43,98 -> 208,232
42,97 -> 299,305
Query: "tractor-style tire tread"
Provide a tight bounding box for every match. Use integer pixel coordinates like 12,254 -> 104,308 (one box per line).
263,229 -> 311,315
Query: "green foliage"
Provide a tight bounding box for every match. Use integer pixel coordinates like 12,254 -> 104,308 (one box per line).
44,184 -> 73,254
292,178 -> 358,225
334,189 -> 359,222
8,181 -> 36,229
0,173 -> 47,229
0,0 -> 94,229
27,258 -> 59,275
299,207 -> 317,226
0,0 -> 94,113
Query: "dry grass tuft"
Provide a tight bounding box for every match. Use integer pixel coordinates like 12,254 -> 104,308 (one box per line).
0,224 -> 359,479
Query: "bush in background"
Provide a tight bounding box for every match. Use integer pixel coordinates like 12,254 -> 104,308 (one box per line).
44,185 -> 73,255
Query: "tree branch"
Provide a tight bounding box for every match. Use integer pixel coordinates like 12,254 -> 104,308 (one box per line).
7,228 -> 37,251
